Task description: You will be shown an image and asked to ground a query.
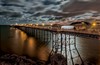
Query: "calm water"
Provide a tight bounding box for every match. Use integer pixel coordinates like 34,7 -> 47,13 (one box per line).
0,25 -> 50,61
0,25 -> 100,65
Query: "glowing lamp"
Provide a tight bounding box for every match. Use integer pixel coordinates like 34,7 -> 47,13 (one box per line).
36,24 -> 38,26
50,24 -> 53,26
42,23 -> 45,26
92,22 -> 97,27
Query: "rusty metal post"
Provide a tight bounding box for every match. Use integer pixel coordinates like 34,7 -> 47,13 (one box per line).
42,30 -> 45,42
55,32 -> 58,53
49,31 -> 52,49
60,33 -> 63,54
30,28 -> 32,35
69,35 -> 74,65
39,30 -> 41,40
36,29 -> 38,37
34,29 -> 36,36
47,31 -> 49,43
51,32 -> 57,53
64,34 -> 67,58
64,34 -> 68,65
51,32 -> 54,51
33,29 -> 35,36
45,31 -> 48,43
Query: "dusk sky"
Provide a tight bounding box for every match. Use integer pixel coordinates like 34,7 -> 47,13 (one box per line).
0,0 -> 98,17
0,0 -> 70,16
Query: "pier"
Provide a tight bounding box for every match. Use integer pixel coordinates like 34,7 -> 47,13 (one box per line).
12,24 -> 100,65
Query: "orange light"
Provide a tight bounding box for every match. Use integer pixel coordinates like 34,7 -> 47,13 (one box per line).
42,23 -> 45,26
50,24 -> 53,26
92,20 -> 97,27
92,22 -> 96,26
30,24 -> 33,26
36,24 -> 38,26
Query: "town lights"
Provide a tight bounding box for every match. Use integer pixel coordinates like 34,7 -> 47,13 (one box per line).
50,24 -> 53,26
91,20 -> 97,27
15,23 -> 18,25
30,24 -> 32,26
82,22 -> 85,25
36,24 -> 38,26
42,23 -> 45,26
92,22 -> 97,27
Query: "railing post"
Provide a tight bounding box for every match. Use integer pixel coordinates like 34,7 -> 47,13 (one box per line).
65,34 -> 67,58
60,33 -> 63,54
51,32 -> 54,51
69,35 -> 74,65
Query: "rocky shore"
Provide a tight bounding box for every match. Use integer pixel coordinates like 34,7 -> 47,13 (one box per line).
0,50 -> 46,65
0,50 -> 67,65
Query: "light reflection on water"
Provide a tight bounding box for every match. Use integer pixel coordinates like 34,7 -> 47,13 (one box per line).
26,37 -> 37,57
1,26 -> 100,64
0,26 -> 50,61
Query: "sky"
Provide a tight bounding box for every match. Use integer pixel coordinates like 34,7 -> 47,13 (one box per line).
78,0 -> 95,2
0,0 -> 96,17
0,0 -> 97,24
0,0 -> 71,17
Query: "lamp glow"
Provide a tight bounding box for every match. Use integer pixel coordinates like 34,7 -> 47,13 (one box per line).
92,20 -> 97,27
42,23 -> 45,26
36,24 -> 38,26
50,24 -> 53,26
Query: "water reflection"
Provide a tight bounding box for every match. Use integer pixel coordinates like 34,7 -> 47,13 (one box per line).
1,26 -> 100,65
8,28 -> 27,55
37,45 -> 50,61
76,37 -> 100,64
0,27 -> 50,61
25,37 -> 37,57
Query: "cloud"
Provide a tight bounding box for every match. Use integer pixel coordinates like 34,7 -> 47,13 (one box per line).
0,0 -> 70,17
77,0 -> 95,2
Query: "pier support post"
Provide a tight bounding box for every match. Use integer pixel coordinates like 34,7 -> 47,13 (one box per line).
67,35 -> 84,65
